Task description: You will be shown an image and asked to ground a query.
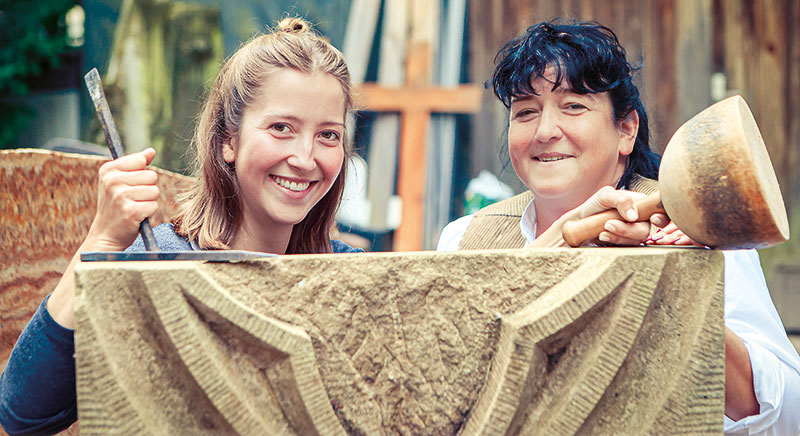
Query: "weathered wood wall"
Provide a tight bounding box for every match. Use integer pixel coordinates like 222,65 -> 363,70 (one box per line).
468,0 -> 800,333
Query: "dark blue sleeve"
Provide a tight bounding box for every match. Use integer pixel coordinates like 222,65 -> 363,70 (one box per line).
0,296 -> 77,436
331,240 -> 364,253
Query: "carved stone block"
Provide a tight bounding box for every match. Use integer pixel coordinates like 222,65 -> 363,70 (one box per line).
74,248 -> 724,435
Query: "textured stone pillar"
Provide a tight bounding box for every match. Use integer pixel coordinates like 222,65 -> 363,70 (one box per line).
74,248 -> 724,435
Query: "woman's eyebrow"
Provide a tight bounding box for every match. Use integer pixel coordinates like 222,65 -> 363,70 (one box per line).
510,95 -> 535,104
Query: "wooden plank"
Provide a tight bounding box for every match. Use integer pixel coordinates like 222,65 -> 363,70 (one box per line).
356,84 -> 483,113
366,0 -> 407,230
790,0 -> 800,213
394,109 -> 430,251
426,0 -> 469,249
641,0 -> 677,153
675,0 -> 712,124
467,0 -> 508,183
342,0 -> 381,84
392,0 -> 437,251
724,0 -> 788,195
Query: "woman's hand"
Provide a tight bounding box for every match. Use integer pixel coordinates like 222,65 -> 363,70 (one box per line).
84,147 -> 160,251
573,186 -> 652,246
47,148 -> 160,329
645,219 -> 703,246
527,186 -> 651,248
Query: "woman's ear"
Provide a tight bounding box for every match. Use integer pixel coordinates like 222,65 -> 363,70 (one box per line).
617,110 -> 639,156
222,138 -> 236,163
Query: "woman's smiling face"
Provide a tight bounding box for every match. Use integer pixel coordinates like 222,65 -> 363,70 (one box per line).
508,68 -> 637,208
223,68 -> 345,235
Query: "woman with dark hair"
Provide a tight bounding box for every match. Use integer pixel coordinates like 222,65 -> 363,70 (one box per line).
0,17 -> 361,435
439,20 -> 800,434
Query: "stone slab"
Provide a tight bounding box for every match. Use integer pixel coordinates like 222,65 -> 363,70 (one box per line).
74,247 -> 725,435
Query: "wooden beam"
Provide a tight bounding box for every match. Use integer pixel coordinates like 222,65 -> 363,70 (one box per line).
355,84 -> 483,113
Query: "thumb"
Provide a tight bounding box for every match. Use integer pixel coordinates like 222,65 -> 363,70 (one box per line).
141,147 -> 156,166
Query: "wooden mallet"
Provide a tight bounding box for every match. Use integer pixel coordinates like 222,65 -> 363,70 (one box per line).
562,95 -> 790,249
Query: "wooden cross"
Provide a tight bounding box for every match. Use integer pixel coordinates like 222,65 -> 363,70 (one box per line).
355,23 -> 483,252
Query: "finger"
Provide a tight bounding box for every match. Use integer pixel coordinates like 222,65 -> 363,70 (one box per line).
120,200 -> 159,223
656,231 -> 683,245
649,213 -> 670,228
102,148 -> 157,172
124,185 -> 161,202
661,221 -> 680,234
598,189 -> 642,222
100,169 -> 158,193
115,169 -> 159,187
580,187 -> 643,220
598,231 -> 645,246
604,220 -> 651,241
673,235 -> 695,245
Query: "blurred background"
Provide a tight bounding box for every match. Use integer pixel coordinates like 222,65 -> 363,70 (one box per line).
1,0 -> 798,344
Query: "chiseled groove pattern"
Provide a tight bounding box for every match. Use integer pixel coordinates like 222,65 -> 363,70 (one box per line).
459,255 -> 617,435
535,256 -> 663,435
650,276 -> 725,434
142,265 -> 347,436
75,277 -> 156,435
461,253 -> 664,436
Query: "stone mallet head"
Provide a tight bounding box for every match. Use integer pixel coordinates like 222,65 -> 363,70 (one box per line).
562,95 -> 790,249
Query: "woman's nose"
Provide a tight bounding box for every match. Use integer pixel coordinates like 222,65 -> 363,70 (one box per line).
286,136 -> 316,171
533,109 -> 563,143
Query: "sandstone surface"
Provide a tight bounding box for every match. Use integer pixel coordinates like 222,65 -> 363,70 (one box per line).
74,247 -> 724,435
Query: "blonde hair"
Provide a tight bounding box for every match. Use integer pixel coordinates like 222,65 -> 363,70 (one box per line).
174,17 -> 353,253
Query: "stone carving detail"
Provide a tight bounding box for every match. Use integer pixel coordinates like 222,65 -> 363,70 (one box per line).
75,248 -> 724,435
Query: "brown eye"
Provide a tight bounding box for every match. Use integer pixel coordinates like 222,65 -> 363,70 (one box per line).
514,108 -> 538,120
319,130 -> 342,145
270,123 -> 292,134
564,103 -> 588,114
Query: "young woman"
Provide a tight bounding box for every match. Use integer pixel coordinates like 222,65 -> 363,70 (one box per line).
0,17 -> 360,435
439,20 -> 800,435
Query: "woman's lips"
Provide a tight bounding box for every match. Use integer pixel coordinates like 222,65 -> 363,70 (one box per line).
271,175 -> 314,192
534,153 -> 573,162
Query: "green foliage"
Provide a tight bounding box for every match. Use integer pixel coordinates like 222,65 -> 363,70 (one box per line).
0,0 -> 79,148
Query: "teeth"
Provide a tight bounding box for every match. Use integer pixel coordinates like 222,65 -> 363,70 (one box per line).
537,156 -> 567,162
273,176 -> 310,192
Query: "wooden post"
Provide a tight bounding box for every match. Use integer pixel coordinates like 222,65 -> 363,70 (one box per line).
354,0 -> 482,251
356,83 -> 482,251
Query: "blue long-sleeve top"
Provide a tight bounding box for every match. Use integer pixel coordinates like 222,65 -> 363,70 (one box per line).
0,224 -> 361,435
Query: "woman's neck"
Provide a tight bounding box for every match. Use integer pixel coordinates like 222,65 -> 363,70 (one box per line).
534,198 -> 578,238
229,216 -> 293,254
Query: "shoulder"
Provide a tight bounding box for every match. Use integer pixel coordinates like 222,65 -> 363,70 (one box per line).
331,239 -> 364,253
436,214 -> 474,251
126,223 -> 192,252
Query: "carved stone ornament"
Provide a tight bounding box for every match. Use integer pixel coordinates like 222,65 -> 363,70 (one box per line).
74,248 -> 724,435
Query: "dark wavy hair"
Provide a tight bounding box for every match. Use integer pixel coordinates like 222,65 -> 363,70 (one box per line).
491,19 -> 660,188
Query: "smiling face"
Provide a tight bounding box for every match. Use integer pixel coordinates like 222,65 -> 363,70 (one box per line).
222,69 -> 345,247
508,68 -> 638,211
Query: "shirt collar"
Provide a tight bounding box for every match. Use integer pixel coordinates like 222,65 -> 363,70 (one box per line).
520,196 -> 537,244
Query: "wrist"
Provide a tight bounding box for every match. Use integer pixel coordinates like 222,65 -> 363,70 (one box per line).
81,230 -> 130,252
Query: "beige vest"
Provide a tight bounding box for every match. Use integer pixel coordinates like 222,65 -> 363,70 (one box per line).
458,175 -> 658,250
